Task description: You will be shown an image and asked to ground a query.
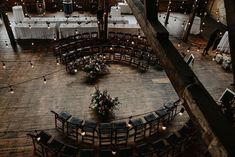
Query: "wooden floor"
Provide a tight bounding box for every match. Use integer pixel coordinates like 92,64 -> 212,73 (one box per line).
0,13 -> 233,157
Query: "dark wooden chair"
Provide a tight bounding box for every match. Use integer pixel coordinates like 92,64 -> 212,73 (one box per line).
45,138 -> 64,157
81,120 -> 97,144
155,107 -> 170,126
99,149 -> 113,157
116,147 -> 132,157
27,131 -> 52,157
51,111 -> 72,133
129,118 -> 146,142
67,116 -> 83,140
144,113 -> 160,136
166,133 -> 185,156
163,101 -> 178,121
80,149 -> 96,157
151,139 -> 172,157
112,121 -> 129,145
58,144 -> 78,157
136,143 -> 153,157
98,123 -> 113,146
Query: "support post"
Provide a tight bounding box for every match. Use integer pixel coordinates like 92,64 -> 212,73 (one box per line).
182,0 -> 198,42
103,0 -> 109,41
125,0 -> 235,156
164,0 -> 171,25
0,5 -> 17,47
224,0 -> 235,85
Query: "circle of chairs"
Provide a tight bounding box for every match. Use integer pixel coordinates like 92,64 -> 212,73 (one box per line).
27,100 -> 198,157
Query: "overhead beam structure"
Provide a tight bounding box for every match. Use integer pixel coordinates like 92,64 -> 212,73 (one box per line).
125,0 -> 235,156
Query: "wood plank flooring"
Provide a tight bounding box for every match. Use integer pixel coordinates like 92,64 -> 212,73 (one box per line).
0,13 -> 234,157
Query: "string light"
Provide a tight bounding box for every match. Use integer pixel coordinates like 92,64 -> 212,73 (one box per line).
162,125 -> 167,130
112,149 -> 117,155
5,41 -> 9,48
2,62 -> 6,69
56,59 -> 60,65
187,47 -> 190,52
32,42 -> 34,46
81,129 -> 86,136
179,108 -> 185,116
29,61 -> 34,68
43,76 -> 47,84
177,42 -> 181,47
74,68 -> 78,73
9,86 -> 14,94
197,47 -> 200,52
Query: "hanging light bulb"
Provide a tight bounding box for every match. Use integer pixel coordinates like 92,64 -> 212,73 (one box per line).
29,61 -> 34,68
36,137 -> 41,141
200,29 -> 203,32
2,62 -> 6,69
217,19 -> 220,23
187,47 -> 190,52
179,108 -> 185,116
54,36 -> 56,40
5,41 -> 9,48
9,86 -> 14,94
112,149 -> 117,155
197,47 -> 200,52
131,41 -> 135,45
177,42 -> 181,47
74,69 -> 78,73
162,125 -> 167,130
31,42 -> 34,46
29,24 -> 31,29
181,22 -> 185,27
47,25 -> 50,29
128,116 -> 132,128
81,129 -> 86,136
202,22 -> 205,25
43,76 -> 47,84
56,59 -> 60,65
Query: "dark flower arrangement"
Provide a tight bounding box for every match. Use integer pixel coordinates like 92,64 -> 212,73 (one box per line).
90,86 -> 120,117
83,55 -> 108,78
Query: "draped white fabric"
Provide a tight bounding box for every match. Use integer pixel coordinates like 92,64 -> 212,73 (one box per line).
110,6 -> 121,17
59,23 -> 141,38
189,16 -> 201,35
12,6 -> 25,23
118,2 -> 132,14
15,23 -> 56,39
217,31 -> 230,53
22,16 -> 128,24
59,23 -> 98,38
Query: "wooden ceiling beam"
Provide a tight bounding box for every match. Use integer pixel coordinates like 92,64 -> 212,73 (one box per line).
125,0 -> 235,156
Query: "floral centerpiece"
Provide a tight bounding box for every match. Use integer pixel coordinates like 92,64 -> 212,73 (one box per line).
83,55 -> 108,78
90,86 -> 120,118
